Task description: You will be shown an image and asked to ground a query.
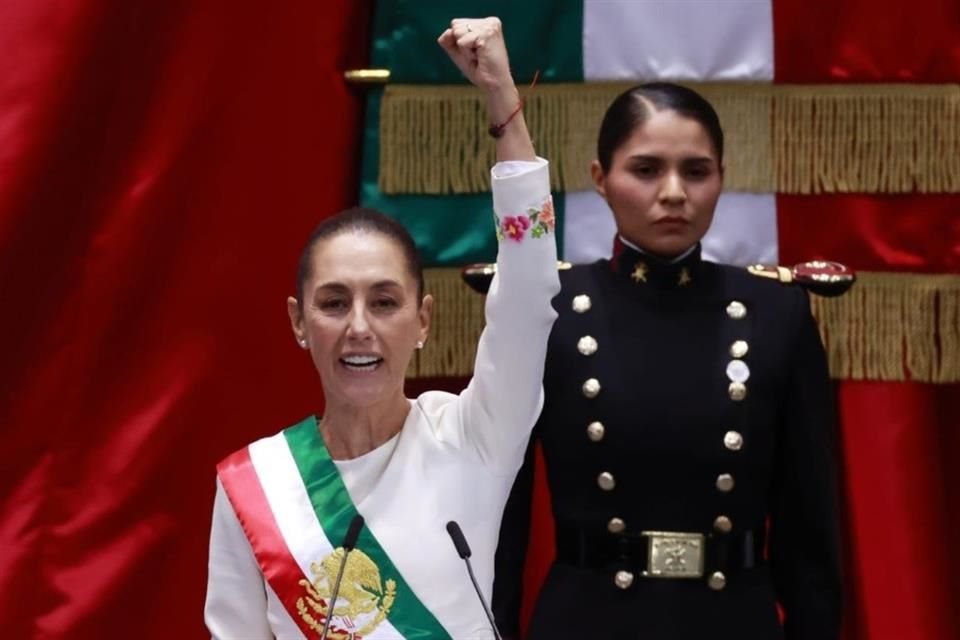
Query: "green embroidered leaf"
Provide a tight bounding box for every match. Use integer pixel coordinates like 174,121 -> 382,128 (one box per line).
493,212 -> 504,241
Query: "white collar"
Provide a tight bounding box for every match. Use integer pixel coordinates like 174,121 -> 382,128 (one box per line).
618,235 -> 697,264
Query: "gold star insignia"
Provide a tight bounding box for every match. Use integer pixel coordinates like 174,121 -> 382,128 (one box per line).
631,261 -> 648,283
678,267 -> 692,287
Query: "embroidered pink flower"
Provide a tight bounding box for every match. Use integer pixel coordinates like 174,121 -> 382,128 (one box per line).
502,215 -> 530,242
537,199 -> 556,231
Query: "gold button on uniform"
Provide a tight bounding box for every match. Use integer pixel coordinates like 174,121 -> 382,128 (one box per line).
582,378 -> 601,398
597,472 -> 616,491
708,571 -> 727,591
572,294 -> 592,313
713,515 -> 733,533
586,421 -> 606,442
577,335 -> 598,356
614,570 -> 635,589
729,340 -> 749,358
726,301 -> 747,319
607,517 -> 626,534
728,381 -> 747,401
716,473 -> 735,492
724,430 -> 743,451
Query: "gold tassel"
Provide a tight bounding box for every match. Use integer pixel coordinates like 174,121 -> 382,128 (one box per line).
380,83 -> 960,195
412,269 -> 960,382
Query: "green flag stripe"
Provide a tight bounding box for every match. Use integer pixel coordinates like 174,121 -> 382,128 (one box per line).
362,0 -> 582,266
371,0 -> 584,84
283,417 -> 451,639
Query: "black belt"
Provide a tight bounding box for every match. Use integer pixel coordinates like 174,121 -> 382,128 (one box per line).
555,524 -> 765,577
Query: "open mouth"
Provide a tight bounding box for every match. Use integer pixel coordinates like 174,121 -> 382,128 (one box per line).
340,355 -> 384,372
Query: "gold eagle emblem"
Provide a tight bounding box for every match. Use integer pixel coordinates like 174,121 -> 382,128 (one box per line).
296,547 -> 396,638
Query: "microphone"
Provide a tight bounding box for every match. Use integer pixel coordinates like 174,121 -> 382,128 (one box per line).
320,514 -> 365,640
342,514 -> 365,551
446,521 -> 503,640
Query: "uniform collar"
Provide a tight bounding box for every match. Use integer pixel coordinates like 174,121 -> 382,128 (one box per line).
611,236 -> 703,290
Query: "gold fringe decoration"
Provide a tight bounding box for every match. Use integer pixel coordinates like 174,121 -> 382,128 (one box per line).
811,272 -> 960,383
413,268 -> 960,382
409,268 -> 486,379
380,83 -> 960,195
774,84 -> 960,193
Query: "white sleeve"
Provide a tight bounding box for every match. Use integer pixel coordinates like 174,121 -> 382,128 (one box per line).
457,157 -> 560,474
204,479 -> 273,640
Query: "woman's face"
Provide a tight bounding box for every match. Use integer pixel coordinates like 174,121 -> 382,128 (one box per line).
591,109 -> 723,258
287,231 -> 431,409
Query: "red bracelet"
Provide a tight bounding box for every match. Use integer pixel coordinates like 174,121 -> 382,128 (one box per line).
487,70 -> 540,139
488,101 -> 524,138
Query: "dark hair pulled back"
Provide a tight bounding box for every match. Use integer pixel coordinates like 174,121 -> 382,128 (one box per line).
596,82 -> 724,172
295,207 -> 425,309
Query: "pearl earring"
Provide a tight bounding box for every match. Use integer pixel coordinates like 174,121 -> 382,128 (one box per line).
298,339 -> 307,348
416,340 -> 424,349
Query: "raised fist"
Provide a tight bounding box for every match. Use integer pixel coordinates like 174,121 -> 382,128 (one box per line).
437,17 -> 513,90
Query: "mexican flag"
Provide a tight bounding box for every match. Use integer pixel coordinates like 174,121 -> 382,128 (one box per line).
359,1 -> 960,639
362,0 -> 960,384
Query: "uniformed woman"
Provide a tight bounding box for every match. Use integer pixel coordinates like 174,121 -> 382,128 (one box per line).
493,83 -> 842,639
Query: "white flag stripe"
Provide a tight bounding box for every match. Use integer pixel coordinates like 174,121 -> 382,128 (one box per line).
562,190 -> 618,264
249,436 -> 405,639
561,190 -> 778,266
582,0 -> 775,81
701,193 -> 778,266
249,436 -> 334,579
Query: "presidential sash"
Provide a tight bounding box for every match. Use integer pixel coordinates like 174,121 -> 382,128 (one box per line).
217,416 -> 451,639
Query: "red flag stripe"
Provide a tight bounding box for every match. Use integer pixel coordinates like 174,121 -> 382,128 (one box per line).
773,0 -> 960,82
776,194 -> 960,273
835,382 -> 960,639
217,447 -> 320,639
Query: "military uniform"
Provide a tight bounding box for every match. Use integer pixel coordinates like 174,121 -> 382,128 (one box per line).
493,241 -> 842,640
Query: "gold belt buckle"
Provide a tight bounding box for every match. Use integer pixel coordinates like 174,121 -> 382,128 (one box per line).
641,531 -> 705,579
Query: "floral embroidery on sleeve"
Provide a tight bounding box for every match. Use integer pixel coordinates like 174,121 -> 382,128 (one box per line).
495,196 -> 555,243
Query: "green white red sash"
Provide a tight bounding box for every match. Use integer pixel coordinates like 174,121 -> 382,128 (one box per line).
217,416 -> 451,639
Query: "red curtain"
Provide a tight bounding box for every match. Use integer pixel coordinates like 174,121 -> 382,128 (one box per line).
0,2 -> 370,637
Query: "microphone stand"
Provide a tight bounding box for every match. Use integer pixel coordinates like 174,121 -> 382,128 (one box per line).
319,515 -> 365,640
446,521 -> 504,640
